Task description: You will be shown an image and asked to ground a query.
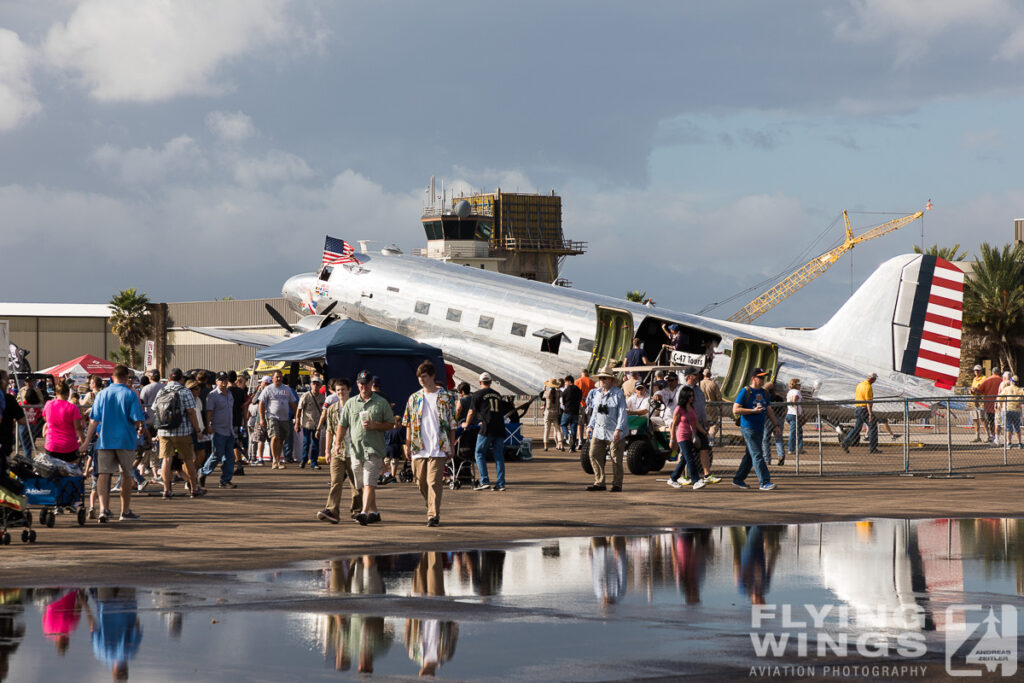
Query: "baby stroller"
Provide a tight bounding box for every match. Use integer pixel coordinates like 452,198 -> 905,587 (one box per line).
15,453 -> 87,527
446,425 -> 480,490
0,468 -> 36,544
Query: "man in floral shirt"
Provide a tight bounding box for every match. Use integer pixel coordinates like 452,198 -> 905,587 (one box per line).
403,361 -> 456,527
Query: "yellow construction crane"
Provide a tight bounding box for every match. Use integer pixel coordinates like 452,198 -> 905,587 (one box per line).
728,210 -> 924,324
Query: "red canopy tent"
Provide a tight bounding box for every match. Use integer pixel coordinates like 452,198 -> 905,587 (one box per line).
40,354 -> 119,378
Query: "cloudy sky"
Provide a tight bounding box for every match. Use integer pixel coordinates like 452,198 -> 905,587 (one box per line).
2,0 -> 1023,326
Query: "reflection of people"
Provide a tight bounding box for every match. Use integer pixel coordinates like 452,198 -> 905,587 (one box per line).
0,589 -> 25,681
323,557 -> 392,674
454,550 -> 506,596
42,589 -> 85,655
85,587 -> 143,680
591,537 -> 628,606
673,530 -> 710,604
734,526 -> 782,605
406,552 -> 458,676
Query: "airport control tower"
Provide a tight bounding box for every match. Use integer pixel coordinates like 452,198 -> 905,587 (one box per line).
418,178 -> 586,284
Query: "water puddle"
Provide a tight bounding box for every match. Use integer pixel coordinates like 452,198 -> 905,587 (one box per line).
2,518 -> 1022,680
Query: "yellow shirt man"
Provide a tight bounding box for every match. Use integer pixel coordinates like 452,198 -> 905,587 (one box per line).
854,379 -> 874,406
998,383 -> 1023,412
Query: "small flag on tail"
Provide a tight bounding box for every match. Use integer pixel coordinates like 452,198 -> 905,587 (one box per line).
322,236 -> 357,265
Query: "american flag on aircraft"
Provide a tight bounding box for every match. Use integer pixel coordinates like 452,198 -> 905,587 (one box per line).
322,236 -> 357,265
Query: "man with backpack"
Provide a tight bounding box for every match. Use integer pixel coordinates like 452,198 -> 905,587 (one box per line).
462,372 -> 510,491
154,368 -> 205,499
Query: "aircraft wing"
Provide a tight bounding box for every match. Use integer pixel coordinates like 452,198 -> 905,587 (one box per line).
185,327 -> 285,349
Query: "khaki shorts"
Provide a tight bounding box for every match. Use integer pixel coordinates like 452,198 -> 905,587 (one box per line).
266,417 -> 289,440
159,435 -> 195,462
351,456 -> 383,488
97,449 -> 135,476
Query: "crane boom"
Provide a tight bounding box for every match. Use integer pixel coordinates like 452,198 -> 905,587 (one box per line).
727,210 -> 924,324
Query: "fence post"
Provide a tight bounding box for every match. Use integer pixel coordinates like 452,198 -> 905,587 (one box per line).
903,399 -> 910,474
946,399 -> 953,474
817,402 -> 823,476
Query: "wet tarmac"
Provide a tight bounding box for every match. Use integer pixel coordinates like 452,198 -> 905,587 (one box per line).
2,517 -> 1022,681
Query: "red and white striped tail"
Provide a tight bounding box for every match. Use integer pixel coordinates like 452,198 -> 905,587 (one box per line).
894,256 -> 964,388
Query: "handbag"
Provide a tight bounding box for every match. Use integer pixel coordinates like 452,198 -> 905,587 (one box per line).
691,432 -> 704,450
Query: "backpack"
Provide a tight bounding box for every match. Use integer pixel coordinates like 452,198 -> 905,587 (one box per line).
153,385 -> 184,430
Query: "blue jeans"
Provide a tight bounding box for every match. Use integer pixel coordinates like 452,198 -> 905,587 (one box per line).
786,415 -> 802,453
282,420 -> 295,461
843,407 -> 877,451
670,440 -> 700,483
201,433 -> 236,483
761,423 -> 784,462
559,413 -> 579,450
300,427 -> 320,466
474,434 -> 506,487
17,423 -> 34,456
734,426 -> 771,486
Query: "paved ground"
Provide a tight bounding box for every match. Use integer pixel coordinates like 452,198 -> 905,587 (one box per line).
4,426 -> 1023,585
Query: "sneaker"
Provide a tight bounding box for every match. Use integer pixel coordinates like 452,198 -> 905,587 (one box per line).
161,490 -> 172,500
839,441 -> 849,453
110,484 -> 121,493
776,456 -> 786,466
493,484 -> 506,491
693,478 -> 707,490
355,513 -> 368,526
732,480 -> 750,490
317,509 -> 339,524
219,482 -> 237,489
759,482 -> 777,491
704,474 -> 721,484
311,465 -> 321,470
971,436 -> 981,443
585,484 -> 606,491
473,482 -> 491,491
119,511 -> 141,521
367,512 -> 381,524
667,478 -> 683,489
609,485 -> 622,492
427,517 -> 440,527
679,477 -> 692,486
300,462 -> 307,469
88,507 -> 97,520
351,512 -> 361,521
98,509 -> 111,523
189,488 -> 207,498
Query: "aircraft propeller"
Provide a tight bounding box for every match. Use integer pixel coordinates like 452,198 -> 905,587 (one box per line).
265,303 -> 294,334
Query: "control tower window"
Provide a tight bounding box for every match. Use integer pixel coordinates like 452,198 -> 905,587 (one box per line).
414,301 -> 430,315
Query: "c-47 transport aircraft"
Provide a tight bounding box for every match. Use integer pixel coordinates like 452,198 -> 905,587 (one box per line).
192,246 -> 964,406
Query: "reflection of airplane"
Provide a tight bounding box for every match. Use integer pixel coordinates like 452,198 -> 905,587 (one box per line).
196,248 -> 964,402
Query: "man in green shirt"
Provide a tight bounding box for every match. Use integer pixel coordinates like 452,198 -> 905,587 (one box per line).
338,370 -> 396,525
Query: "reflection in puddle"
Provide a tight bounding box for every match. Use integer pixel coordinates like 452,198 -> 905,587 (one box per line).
1,518 -> 1022,680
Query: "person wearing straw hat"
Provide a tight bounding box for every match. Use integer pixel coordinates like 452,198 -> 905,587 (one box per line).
542,378 -> 563,451
584,366 -> 628,492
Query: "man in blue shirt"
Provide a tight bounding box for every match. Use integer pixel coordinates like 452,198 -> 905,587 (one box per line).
584,367 -> 629,492
731,367 -> 781,491
80,364 -> 146,522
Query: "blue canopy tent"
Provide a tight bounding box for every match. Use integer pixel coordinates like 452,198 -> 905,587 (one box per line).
254,320 -> 445,412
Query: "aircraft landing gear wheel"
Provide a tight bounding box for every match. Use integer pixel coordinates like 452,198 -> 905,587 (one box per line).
77,508 -> 87,526
28,529 -> 37,543
21,529 -> 29,543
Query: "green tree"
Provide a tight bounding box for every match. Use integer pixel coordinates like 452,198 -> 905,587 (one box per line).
626,290 -> 647,303
914,243 -> 969,261
108,288 -> 153,368
963,243 -> 1024,375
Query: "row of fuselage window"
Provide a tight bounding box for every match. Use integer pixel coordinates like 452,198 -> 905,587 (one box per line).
412,299 -> 593,353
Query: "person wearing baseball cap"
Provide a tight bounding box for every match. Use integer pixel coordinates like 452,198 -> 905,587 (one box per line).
463,371 -> 508,491
840,371 -> 880,454
295,376 -> 326,470
337,369 -> 395,524
731,367 -> 781,491
970,364 -> 989,443
198,371 -> 238,489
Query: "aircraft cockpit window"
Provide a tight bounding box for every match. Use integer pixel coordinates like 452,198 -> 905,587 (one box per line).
478,316 -> 494,330
318,265 -> 333,281
578,338 -> 595,353
511,322 -> 527,337
446,308 -> 462,323
414,301 -> 430,315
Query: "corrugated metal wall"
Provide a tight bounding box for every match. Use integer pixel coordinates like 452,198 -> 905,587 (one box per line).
5,315 -> 119,370
164,298 -> 300,373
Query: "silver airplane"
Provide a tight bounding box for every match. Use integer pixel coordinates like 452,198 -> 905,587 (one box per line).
251,248 -> 962,405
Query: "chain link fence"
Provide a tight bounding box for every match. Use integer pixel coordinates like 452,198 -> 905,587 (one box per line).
705,396 -> 1024,476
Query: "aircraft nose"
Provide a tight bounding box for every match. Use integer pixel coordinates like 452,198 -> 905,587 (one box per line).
282,273 -> 316,311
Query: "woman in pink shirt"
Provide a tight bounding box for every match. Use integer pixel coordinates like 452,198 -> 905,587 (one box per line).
42,379 -> 85,462
667,385 -> 709,490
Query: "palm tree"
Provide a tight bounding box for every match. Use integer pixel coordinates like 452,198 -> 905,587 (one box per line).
108,288 -> 153,368
963,243 -> 1024,375
914,243 -> 968,261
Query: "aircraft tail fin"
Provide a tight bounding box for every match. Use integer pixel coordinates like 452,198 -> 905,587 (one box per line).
813,254 -> 964,387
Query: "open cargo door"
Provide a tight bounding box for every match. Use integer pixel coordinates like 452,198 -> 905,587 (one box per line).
720,338 -> 779,401
588,306 -> 633,373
